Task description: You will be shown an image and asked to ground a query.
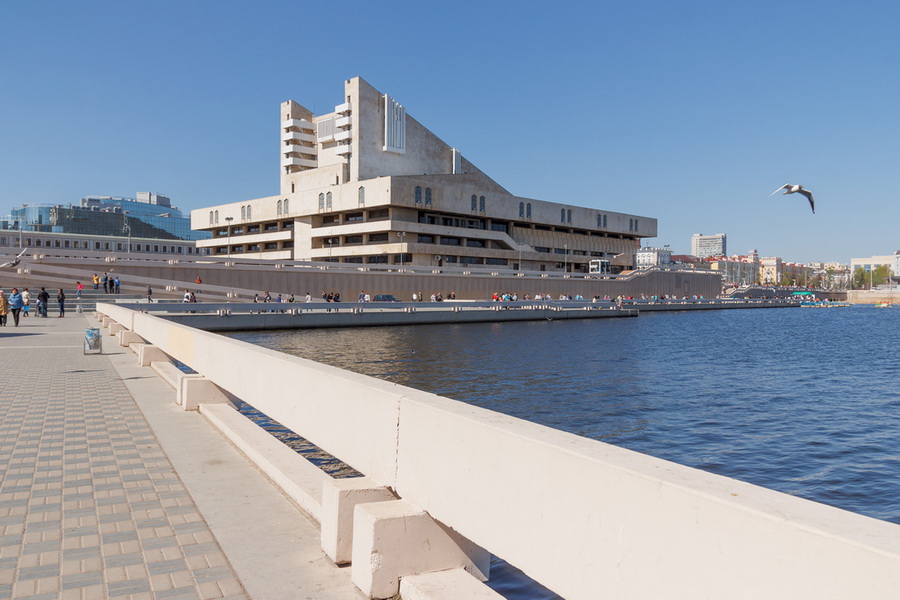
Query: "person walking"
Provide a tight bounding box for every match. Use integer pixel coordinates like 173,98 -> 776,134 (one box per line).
21,288 -> 31,318
147,286 -> 153,303
92,273 -> 100,290
38,288 -> 49,318
0,290 -> 8,326
8,288 -> 24,326
76,281 -> 84,299
114,277 -> 121,294
102,273 -> 109,293
56,289 -> 66,317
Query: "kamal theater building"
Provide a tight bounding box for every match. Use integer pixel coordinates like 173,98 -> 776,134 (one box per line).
192,77 -> 656,274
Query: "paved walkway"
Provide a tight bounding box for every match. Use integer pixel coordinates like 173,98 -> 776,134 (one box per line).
0,313 -> 360,600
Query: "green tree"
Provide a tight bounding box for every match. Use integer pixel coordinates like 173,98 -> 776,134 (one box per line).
852,267 -> 869,289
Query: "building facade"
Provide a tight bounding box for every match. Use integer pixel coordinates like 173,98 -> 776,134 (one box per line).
691,233 -> 726,259
191,78 -> 657,273
635,247 -> 672,268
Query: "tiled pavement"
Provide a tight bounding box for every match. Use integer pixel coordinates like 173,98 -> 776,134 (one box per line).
0,315 -> 248,600
0,313 -> 361,600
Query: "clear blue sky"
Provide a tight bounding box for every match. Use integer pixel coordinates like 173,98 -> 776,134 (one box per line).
2,1 -> 898,264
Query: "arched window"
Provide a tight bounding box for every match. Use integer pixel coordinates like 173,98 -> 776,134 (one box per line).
241,206 -> 246,220
277,200 -> 282,216
425,188 -> 432,205
283,198 -> 289,214
629,219 -> 634,231
634,219 -> 638,232
597,214 -> 602,227
479,195 -> 485,212
519,202 -> 524,218
246,205 -> 251,221
358,186 -> 365,206
326,192 -> 332,210
415,186 -> 422,204
526,203 -> 532,218
214,210 -> 219,224
561,209 -> 566,223
603,215 -> 607,228
209,211 -> 214,225
471,195 -> 477,211
319,193 -> 325,211
567,210 -> 572,224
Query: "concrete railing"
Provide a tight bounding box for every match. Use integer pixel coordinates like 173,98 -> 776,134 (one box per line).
97,303 -> 900,599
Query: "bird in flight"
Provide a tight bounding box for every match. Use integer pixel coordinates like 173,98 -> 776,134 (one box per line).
769,184 -> 815,213
0,247 -> 27,269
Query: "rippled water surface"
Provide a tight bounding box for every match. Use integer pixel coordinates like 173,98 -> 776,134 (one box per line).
227,305 -> 900,594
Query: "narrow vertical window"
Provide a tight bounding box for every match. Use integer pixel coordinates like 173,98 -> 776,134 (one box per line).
215,210 -> 219,224
526,203 -> 532,218
326,192 -> 332,210
241,206 -> 246,220
358,186 -> 365,206
519,202 -> 524,218
247,205 -> 251,221
561,209 -> 566,223
283,198 -> 289,214
209,211 -> 214,225
567,210 -> 572,224
479,195 -> 485,212
597,214 -> 602,227
634,219 -> 638,232
471,195 -> 477,211
603,215 -> 607,228
415,186 -> 422,204
425,188 -> 432,205
319,193 -> 325,211
277,200 -> 282,216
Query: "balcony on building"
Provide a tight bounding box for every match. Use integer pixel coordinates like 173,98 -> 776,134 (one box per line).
335,102 -> 351,114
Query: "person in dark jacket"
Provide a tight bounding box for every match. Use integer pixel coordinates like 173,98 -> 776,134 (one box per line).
38,288 -> 50,318
56,289 -> 66,317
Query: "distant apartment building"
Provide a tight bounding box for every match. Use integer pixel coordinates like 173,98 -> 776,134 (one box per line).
850,252 -> 900,277
705,253 -> 760,285
635,247 -> 672,268
691,233 -> 726,259
191,77 -> 658,273
759,256 -> 783,285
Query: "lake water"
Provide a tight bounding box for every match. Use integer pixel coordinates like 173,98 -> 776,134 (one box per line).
226,305 -> 900,596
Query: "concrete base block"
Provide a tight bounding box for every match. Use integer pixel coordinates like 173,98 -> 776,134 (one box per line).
180,377 -> 236,411
321,478 -> 395,565
118,330 -> 143,347
101,316 -> 112,327
138,345 -> 169,367
108,323 -> 125,336
400,569 -> 504,600
351,500 -> 490,599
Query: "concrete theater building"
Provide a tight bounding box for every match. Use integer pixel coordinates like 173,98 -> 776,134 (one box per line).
192,77 -> 656,273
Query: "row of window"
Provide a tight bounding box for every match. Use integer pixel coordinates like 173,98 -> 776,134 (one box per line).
213,240 -> 294,254
414,187 -> 433,206
1,236 -> 202,254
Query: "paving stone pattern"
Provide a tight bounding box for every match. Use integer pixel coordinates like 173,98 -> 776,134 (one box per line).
0,318 -> 249,600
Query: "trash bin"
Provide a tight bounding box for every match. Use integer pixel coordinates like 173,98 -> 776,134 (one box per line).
84,328 -> 102,355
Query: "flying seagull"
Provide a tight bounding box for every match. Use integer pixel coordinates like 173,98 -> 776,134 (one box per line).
769,184 -> 815,214
0,247 -> 28,269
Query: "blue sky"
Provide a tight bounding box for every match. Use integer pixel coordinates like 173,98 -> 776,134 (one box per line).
2,1 -> 898,263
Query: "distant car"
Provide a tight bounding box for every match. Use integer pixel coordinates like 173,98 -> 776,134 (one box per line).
372,294 -> 400,302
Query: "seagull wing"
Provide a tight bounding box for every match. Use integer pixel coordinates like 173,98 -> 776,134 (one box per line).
798,189 -> 815,213
769,184 -> 789,197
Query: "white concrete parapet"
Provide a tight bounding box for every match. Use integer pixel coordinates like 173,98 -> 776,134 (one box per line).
351,500 -> 489,599
138,344 -> 169,367
117,330 -> 143,347
179,377 -> 236,411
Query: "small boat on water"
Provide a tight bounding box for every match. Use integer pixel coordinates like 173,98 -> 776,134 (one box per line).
800,301 -> 851,307
874,302 -> 892,308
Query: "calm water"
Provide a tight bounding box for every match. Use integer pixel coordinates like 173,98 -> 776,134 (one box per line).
227,305 -> 900,595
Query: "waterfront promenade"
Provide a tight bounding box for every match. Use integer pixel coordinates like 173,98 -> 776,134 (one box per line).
0,315 -> 362,600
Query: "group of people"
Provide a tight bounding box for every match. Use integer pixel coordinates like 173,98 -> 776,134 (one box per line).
410,291 -> 456,302
0,287 -> 66,325
91,272 -> 121,294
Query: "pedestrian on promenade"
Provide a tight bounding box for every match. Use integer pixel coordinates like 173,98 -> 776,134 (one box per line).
147,286 -> 153,303
8,288 -> 24,326
38,288 -> 49,317
76,281 -> 84,299
114,277 -> 121,294
0,290 -> 8,326
56,289 -> 66,317
183,289 -> 191,303
22,288 -> 31,317
305,292 -> 311,302
92,273 -> 100,290
195,276 -> 202,284
102,273 -> 109,293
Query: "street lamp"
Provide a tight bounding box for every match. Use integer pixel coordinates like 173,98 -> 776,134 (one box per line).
225,217 -> 234,258
397,231 -> 406,267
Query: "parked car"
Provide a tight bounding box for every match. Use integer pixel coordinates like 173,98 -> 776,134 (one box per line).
372,294 -> 400,302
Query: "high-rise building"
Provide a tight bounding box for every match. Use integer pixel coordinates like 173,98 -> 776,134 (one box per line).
691,233 -> 726,258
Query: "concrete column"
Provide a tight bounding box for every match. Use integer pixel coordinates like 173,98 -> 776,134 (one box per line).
101,316 -> 113,327
351,500 -> 490,599
117,330 -> 143,347
180,377 -> 237,411
320,478 -> 395,565
400,569 -> 503,600
138,345 -> 169,367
